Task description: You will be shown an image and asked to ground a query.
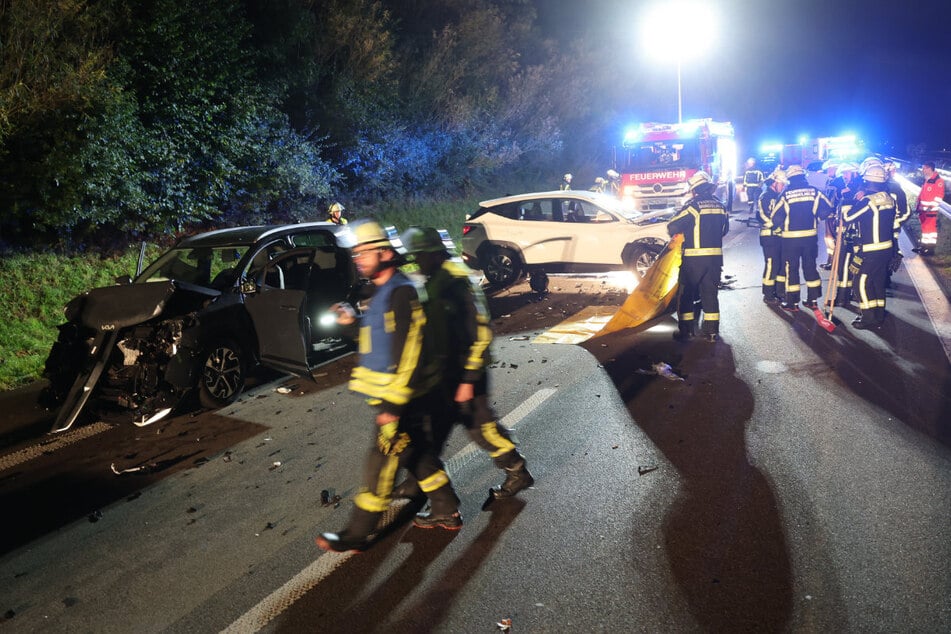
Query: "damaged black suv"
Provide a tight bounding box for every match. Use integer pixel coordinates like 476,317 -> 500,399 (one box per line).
42,222 -> 361,433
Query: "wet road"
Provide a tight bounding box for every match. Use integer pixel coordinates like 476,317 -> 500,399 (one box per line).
1,218 -> 949,633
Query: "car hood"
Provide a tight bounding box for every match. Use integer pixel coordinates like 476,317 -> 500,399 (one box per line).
76,281 -> 220,330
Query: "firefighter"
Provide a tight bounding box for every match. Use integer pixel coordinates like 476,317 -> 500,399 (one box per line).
820,161 -> 840,269
607,169 -> 621,195
397,226 -> 534,502
827,162 -> 860,305
667,171 -> 730,342
326,201 -> 347,225
883,161 -> 911,285
843,165 -> 897,329
560,173 -> 573,191
742,158 -> 765,218
316,220 -> 462,553
914,161 -> 945,255
758,170 -> 787,302
770,164 -> 834,311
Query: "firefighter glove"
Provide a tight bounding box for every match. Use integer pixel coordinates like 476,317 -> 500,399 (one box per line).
377,421 -> 410,456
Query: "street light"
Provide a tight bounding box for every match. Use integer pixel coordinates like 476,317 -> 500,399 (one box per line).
641,2 -> 717,124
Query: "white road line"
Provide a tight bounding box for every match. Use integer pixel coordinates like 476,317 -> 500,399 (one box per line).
0,422 -> 112,472
898,230 -> 951,364
221,387 -> 556,633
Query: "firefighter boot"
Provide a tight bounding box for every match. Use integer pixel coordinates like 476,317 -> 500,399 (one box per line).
491,459 -> 534,499
315,508 -> 380,553
413,477 -> 463,530
672,322 -> 696,342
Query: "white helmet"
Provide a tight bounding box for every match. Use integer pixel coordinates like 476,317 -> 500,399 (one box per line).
836,162 -> 859,177
785,165 -> 805,178
563,173 -> 573,182
860,156 -> 883,175
687,171 -> 713,192
863,165 -> 887,183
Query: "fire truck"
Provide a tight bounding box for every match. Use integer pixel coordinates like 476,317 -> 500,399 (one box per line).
617,118 -> 737,212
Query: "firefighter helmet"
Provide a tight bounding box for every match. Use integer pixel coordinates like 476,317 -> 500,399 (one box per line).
770,169 -> 788,185
350,220 -> 393,247
328,201 -> 345,215
687,170 -> 713,192
863,165 -> 887,183
563,173 -> 572,182
860,156 -> 883,174
836,162 -> 859,177
785,165 -> 805,178
607,169 -> 620,180
400,226 -> 450,254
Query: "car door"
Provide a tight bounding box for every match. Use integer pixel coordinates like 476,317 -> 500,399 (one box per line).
244,248 -> 312,376
569,200 -> 627,266
515,198 -> 574,266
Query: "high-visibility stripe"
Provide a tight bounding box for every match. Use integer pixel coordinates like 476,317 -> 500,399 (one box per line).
806,279 -> 822,288
481,422 -> 517,458
781,229 -> 818,238
858,273 -> 870,308
684,247 -> 723,256
419,470 -> 450,492
705,313 -> 720,321
680,312 -> 696,321
862,240 -> 893,252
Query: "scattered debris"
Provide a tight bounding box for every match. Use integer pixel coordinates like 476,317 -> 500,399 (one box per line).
268,461 -> 282,471
275,386 -> 292,394
87,510 -> 102,523
111,462 -> 151,475
638,465 -> 658,476
509,335 -> 529,341
612,444 -> 619,449
320,489 -> 342,507
497,617 -> 513,631
636,362 -> 685,381
222,451 -> 233,463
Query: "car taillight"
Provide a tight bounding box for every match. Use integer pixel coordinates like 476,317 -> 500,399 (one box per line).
462,224 -> 473,236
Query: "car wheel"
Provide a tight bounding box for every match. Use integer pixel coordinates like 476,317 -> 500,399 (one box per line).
483,247 -> 522,287
198,339 -> 246,409
529,270 -> 549,293
625,243 -> 664,281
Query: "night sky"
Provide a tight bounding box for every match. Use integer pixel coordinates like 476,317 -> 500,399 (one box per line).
536,0 -> 951,157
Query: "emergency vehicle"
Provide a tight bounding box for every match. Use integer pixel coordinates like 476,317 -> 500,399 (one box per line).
617,119 -> 737,212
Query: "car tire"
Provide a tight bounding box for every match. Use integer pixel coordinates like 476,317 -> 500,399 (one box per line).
529,270 -> 549,293
483,247 -> 522,288
625,243 -> 664,281
198,339 -> 246,409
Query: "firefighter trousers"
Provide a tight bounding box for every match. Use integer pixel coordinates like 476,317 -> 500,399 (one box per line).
677,255 -> 721,335
760,235 -> 784,298
849,249 -> 890,325
352,391 -> 459,520
782,236 -> 822,304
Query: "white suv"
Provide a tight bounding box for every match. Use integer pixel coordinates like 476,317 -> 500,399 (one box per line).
461,190 -> 673,291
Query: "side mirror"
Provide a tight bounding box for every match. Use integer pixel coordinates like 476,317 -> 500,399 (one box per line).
115,274 -> 133,285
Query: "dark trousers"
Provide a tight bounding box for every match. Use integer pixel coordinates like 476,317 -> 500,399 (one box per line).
355,391 -> 458,516
760,235 -> 783,297
850,249 -> 890,325
677,255 -> 721,335
782,236 -> 822,304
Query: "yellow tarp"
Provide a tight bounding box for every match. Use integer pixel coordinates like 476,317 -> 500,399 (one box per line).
531,234 -> 683,344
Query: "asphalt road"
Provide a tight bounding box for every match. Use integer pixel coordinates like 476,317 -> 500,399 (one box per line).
1,216 -> 949,633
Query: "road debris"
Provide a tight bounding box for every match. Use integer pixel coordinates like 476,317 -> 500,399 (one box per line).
320,489 -> 342,507
111,462 -> 152,475
275,387 -> 292,394
635,362 -> 685,381
268,461 -> 282,471
496,617 -> 513,631
87,510 -> 103,523
638,465 -> 658,476
509,335 -> 529,341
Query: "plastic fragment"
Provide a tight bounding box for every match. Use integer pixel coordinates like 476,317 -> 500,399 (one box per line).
509,335 -> 529,341
638,465 -> 658,476
496,617 -> 512,631
275,387 -> 292,394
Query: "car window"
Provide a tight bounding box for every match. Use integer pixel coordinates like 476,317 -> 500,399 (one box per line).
292,231 -> 336,248
484,202 -> 521,220
518,199 -> 553,221
139,246 -> 247,287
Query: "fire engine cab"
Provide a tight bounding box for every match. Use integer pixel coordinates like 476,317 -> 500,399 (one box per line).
617,118 -> 737,212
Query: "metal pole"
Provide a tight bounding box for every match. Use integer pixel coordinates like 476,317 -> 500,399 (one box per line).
677,57 -> 683,124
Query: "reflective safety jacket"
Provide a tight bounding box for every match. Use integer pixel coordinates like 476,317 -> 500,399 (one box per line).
916,173 -> 946,214
667,194 -> 729,257
743,169 -> 764,187
758,187 -> 782,237
349,271 -> 432,415
770,177 -> 833,239
842,190 -> 897,253
422,259 -> 493,384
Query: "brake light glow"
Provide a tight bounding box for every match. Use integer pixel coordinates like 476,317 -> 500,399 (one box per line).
462,225 -> 473,236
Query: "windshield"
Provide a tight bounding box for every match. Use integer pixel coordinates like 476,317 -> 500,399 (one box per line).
625,139 -> 701,170
138,245 -> 249,288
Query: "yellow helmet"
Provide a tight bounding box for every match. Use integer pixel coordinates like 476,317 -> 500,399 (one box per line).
350,220 -> 392,247
401,226 -> 451,254
328,201 -> 345,215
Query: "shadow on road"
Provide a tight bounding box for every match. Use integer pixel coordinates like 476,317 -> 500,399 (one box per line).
582,325 -> 797,632
768,301 -> 951,449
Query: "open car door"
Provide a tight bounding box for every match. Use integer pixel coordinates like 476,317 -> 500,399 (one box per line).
244,250 -> 313,376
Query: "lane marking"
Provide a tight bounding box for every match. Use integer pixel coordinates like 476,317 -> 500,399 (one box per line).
898,230 -> 951,364
222,387 -> 556,633
0,422 -> 112,472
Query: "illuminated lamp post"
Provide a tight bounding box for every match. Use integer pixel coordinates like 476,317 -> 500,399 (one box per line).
641,2 -> 717,124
